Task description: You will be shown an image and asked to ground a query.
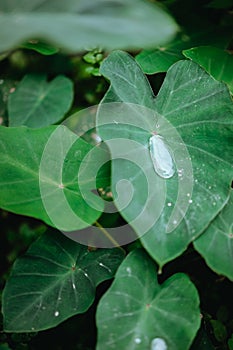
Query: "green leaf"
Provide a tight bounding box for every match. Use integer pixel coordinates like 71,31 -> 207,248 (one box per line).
194,190 -> 233,281
136,28 -> 230,74
21,40 -> 59,55
183,46 -> 233,94
228,334 -> 233,350
2,229 -> 125,332
8,74 -> 73,128
96,249 -> 200,350
190,326 -> 215,350
0,125 -> 109,230
0,0 -> 178,53
207,0 -> 233,9
98,50 -> 233,267
210,319 -> 227,342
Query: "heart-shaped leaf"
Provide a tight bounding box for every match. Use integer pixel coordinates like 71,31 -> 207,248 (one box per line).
8,74 -> 73,128
2,229 -> 125,332
98,50 -> 233,267
0,125 -> 109,230
194,189 -> 233,281
96,249 -> 200,350
183,46 -> 233,94
0,0 -> 177,53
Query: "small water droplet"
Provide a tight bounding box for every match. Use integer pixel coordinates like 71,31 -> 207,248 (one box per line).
151,338 -> 167,350
31,327 -> 35,331
187,193 -> 190,197
72,283 -> 76,290
135,337 -> 142,344
213,202 -> 216,206
188,199 -> 193,204
54,311 -> 59,317
167,202 -> 172,207
126,267 -> 131,274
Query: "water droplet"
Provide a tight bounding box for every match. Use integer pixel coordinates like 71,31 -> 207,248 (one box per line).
31,327 -> 35,331
126,267 -> 131,274
135,337 -> 142,344
188,199 -> 193,203
187,193 -> 190,197
167,202 -> 172,207
72,283 -> 76,290
149,134 -> 175,179
151,338 -> 167,350
54,311 -> 59,317
213,202 -> 216,206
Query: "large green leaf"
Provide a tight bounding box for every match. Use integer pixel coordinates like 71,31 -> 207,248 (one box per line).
0,125 -> 109,230
98,50 -> 233,267
0,0 -> 178,53
8,74 -> 73,128
136,28 -> 230,74
2,229 -> 125,332
96,249 -> 200,350
194,190 -> 233,281
183,46 -> 233,94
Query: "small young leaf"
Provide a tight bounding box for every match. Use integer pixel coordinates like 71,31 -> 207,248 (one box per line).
21,40 -> 59,55
96,249 -> 201,350
8,74 -> 73,128
2,229 -> 125,332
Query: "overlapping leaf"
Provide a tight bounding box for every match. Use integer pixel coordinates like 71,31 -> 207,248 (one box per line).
96,249 -> 200,349
8,74 -> 73,128
98,50 -> 233,267
194,190 -> 233,281
136,28 -> 230,74
0,125 -> 110,230
183,46 -> 233,94
0,0 -> 177,53
2,229 -> 125,332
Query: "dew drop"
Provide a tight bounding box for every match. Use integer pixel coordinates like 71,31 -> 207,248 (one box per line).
72,283 -> 76,290
54,311 -> 59,317
188,199 -> 193,204
135,337 -> 142,344
149,134 -> 175,179
167,202 -> 172,207
151,338 -> 167,350
126,267 -> 132,274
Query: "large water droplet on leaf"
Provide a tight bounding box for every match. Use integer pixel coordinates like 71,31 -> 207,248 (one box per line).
149,134 -> 175,179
